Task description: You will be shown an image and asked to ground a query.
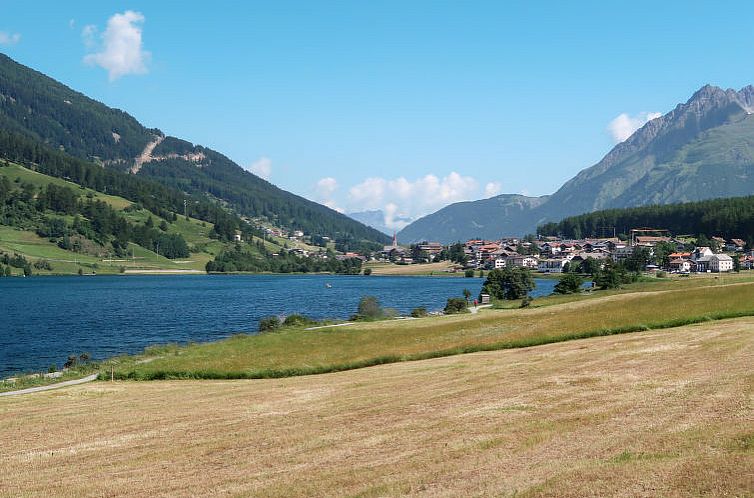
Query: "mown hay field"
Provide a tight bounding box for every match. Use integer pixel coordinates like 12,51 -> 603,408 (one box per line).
0,318 -> 751,497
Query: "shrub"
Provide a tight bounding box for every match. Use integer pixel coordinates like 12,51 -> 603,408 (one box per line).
520,296 -> 533,308
363,268 -> 372,276
410,307 -> 428,318
464,269 -> 475,278
33,259 -> 52,271
444,297 -> 469,314
283,314 -> 314,327
258,315 -> 281,332
352,295 -> 384,321
63,355 -> 77,369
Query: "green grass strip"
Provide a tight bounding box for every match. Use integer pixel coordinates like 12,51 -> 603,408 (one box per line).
103,308 -> 754,381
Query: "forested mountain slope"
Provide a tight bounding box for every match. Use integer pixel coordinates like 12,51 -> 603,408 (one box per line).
0,53 -> 388,245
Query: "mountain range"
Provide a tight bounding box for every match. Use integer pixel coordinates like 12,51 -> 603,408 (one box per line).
399,84 -> 754,243
0,53 -> 389,246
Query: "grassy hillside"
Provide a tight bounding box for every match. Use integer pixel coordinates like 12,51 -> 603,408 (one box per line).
0,162 -> 266,274
1,317 -> 750,496
106,274 -> 754,379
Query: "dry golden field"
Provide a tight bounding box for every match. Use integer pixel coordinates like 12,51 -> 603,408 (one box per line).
1,318 -> 752,497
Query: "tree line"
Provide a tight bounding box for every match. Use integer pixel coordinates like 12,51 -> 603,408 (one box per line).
538,195 -> 754,245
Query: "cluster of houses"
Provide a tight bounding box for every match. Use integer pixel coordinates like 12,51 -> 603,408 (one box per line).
450,235 -> 753,274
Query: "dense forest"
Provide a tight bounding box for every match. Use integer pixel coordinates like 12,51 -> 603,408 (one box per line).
538,195 -> 754,245
0,53 -> 152,162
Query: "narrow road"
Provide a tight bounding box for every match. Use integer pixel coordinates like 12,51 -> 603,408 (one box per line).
0,374 -> 99,398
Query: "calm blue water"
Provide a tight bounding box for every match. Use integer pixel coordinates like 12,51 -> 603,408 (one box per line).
0,274 -> 557,375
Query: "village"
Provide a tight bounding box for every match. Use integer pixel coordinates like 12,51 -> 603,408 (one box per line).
244,219 -> 754,275
373,230 -> 754,274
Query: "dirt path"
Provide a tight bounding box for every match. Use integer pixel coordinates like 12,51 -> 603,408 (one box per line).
130,135 -> 165,174
0,374 -> 98,397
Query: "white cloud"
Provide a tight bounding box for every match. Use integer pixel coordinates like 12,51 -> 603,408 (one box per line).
383,202 -> 411,231
246,157 -> 272,180
314,177 -> 344,213
347,171 -> 479,224
83,11 -> 150,81
607,111 -> 662,143
484,181 -> 502,198
0,31 -> 21,45
315,177 -> 338,198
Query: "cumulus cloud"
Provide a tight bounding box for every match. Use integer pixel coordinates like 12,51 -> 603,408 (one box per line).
0,31 -> 21,45
315,177 -> 338,198
346,172 -> 479,227
607,111 -> 662,143
484,181 -> 502,198
313,177 -> 344,212
246,157 -> 272,180
83,11 -> 150,81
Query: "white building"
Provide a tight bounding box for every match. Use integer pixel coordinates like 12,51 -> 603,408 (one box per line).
709,254 -> 733,272
538,258 -> 569,273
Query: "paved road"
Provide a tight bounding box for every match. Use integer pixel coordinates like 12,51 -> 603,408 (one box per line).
0,374 -> 99,398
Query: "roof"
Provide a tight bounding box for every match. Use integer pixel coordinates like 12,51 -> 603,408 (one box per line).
635,236 -> 670,243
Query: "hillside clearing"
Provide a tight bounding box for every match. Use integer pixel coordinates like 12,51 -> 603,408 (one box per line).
0,319 -> 751,496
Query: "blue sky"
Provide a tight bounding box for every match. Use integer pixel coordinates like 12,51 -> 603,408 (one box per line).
2,1 -> 754,228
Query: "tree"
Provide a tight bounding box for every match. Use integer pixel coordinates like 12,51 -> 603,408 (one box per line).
354,295 -> 383,320
580,257 -> 601,276
624,246 -> 651,272
594,261 -> 637,290
481,267 -> 535,300
462,288 -> 472,303
653,241 -> 676,268
553,273 -> 584,294
444,297 -> 469,314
